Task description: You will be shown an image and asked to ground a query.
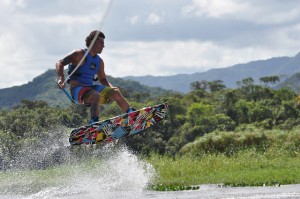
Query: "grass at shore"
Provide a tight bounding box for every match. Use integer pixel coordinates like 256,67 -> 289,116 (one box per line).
148,147 -> 300,190
0,148 -> 299,193
1,128 -> 300,193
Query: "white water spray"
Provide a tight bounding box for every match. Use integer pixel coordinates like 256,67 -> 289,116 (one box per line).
0,124 -> 156,198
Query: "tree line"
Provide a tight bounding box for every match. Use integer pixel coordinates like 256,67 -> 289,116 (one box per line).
0,75 -> 299,170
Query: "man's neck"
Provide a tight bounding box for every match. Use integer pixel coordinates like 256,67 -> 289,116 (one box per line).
89,49 -> 97,57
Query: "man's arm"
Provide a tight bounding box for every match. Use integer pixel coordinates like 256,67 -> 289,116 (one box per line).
98,59 -> 113,87
55,50 -> 82,88
55,56 -> 70,87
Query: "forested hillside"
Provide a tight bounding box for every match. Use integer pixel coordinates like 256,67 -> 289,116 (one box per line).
1,75 -> 299,170
0,69 -> 175,109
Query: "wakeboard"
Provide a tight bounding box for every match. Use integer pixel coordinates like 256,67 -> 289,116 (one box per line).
69,102 -> 168,145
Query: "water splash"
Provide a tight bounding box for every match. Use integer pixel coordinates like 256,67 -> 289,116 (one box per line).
0,137 -> 156,199
29,146 -> 155,198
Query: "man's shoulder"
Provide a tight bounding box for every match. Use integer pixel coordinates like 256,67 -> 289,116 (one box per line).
70,49 -> 85,60
73,49 -> 85,55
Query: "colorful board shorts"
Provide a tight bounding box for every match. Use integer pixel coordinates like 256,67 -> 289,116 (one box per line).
71,85 -> 115,106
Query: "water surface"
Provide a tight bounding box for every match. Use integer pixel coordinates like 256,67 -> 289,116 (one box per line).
0,143 -> 299,199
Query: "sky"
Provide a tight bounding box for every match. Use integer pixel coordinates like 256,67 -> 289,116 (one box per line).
1,0 -> 300,89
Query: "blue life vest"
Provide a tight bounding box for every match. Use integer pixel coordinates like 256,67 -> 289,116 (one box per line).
68,49 -> 101,86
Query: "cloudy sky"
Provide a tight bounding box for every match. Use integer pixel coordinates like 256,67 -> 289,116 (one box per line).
1,0 -> 300,89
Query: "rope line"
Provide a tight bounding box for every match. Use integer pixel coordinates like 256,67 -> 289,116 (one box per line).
62,0 -> 114,85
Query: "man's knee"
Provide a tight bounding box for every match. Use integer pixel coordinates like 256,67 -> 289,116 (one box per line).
99,87 -> 117,104
110,89 -> 122,100
85,91 -> 100,104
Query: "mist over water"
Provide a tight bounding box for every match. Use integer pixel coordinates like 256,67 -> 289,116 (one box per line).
25,147 -> 155,199
0,128 -> 156,199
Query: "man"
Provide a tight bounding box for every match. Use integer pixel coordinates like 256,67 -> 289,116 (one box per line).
56,30 -> 135,124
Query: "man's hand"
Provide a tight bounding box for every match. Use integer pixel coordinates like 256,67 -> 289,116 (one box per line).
112,87 -> 120,92
56,78 -> 65,89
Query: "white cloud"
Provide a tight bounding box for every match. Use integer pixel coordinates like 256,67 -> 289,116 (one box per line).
1,37 -> 297,88
2,0 -> 26,8
127,15 -> 140,25
183,0 -> 300,25
103,40 -> 298,77
1,0 -> 300,89
32,14 -> 100,25
183,0 -> 246,18
146,12 -> 164,24
0,31 -> 58,88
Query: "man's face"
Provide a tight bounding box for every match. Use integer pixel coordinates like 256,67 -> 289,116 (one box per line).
94,37 -> 105,54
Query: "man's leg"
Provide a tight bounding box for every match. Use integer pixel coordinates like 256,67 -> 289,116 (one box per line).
83,90 -> 101,124
97,86 -> 133,113
90,85 -> 135,117
71,86 -> 101,124
87,91 -> 100,118
109,89 -> 131,112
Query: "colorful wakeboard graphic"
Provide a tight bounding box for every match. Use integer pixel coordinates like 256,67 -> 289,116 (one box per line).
69,102 -> 168,145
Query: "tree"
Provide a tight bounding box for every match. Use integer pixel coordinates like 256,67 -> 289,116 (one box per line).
13,99 -> 49,110
191,80 -> 226,93
221,89 -> 238,121
208,80 -> 226,92
236,77 -> 255,88
190,80 -> 209,92
259,76 -> 280,87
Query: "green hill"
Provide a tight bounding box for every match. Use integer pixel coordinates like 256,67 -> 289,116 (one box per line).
0,69 -> 173,109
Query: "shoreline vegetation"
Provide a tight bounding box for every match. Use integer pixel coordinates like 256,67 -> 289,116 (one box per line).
149,148 -> 300,191
148,126 -> 300,191
1,76 -> 300,193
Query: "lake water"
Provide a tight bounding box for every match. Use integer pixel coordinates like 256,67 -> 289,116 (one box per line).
1,184 -> 300,199
0,144 -> 299,199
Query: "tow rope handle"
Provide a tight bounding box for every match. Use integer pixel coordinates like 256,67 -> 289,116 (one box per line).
55,80 -> 75,104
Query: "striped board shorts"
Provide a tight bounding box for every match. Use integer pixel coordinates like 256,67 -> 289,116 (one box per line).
71,85 -> 115,106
